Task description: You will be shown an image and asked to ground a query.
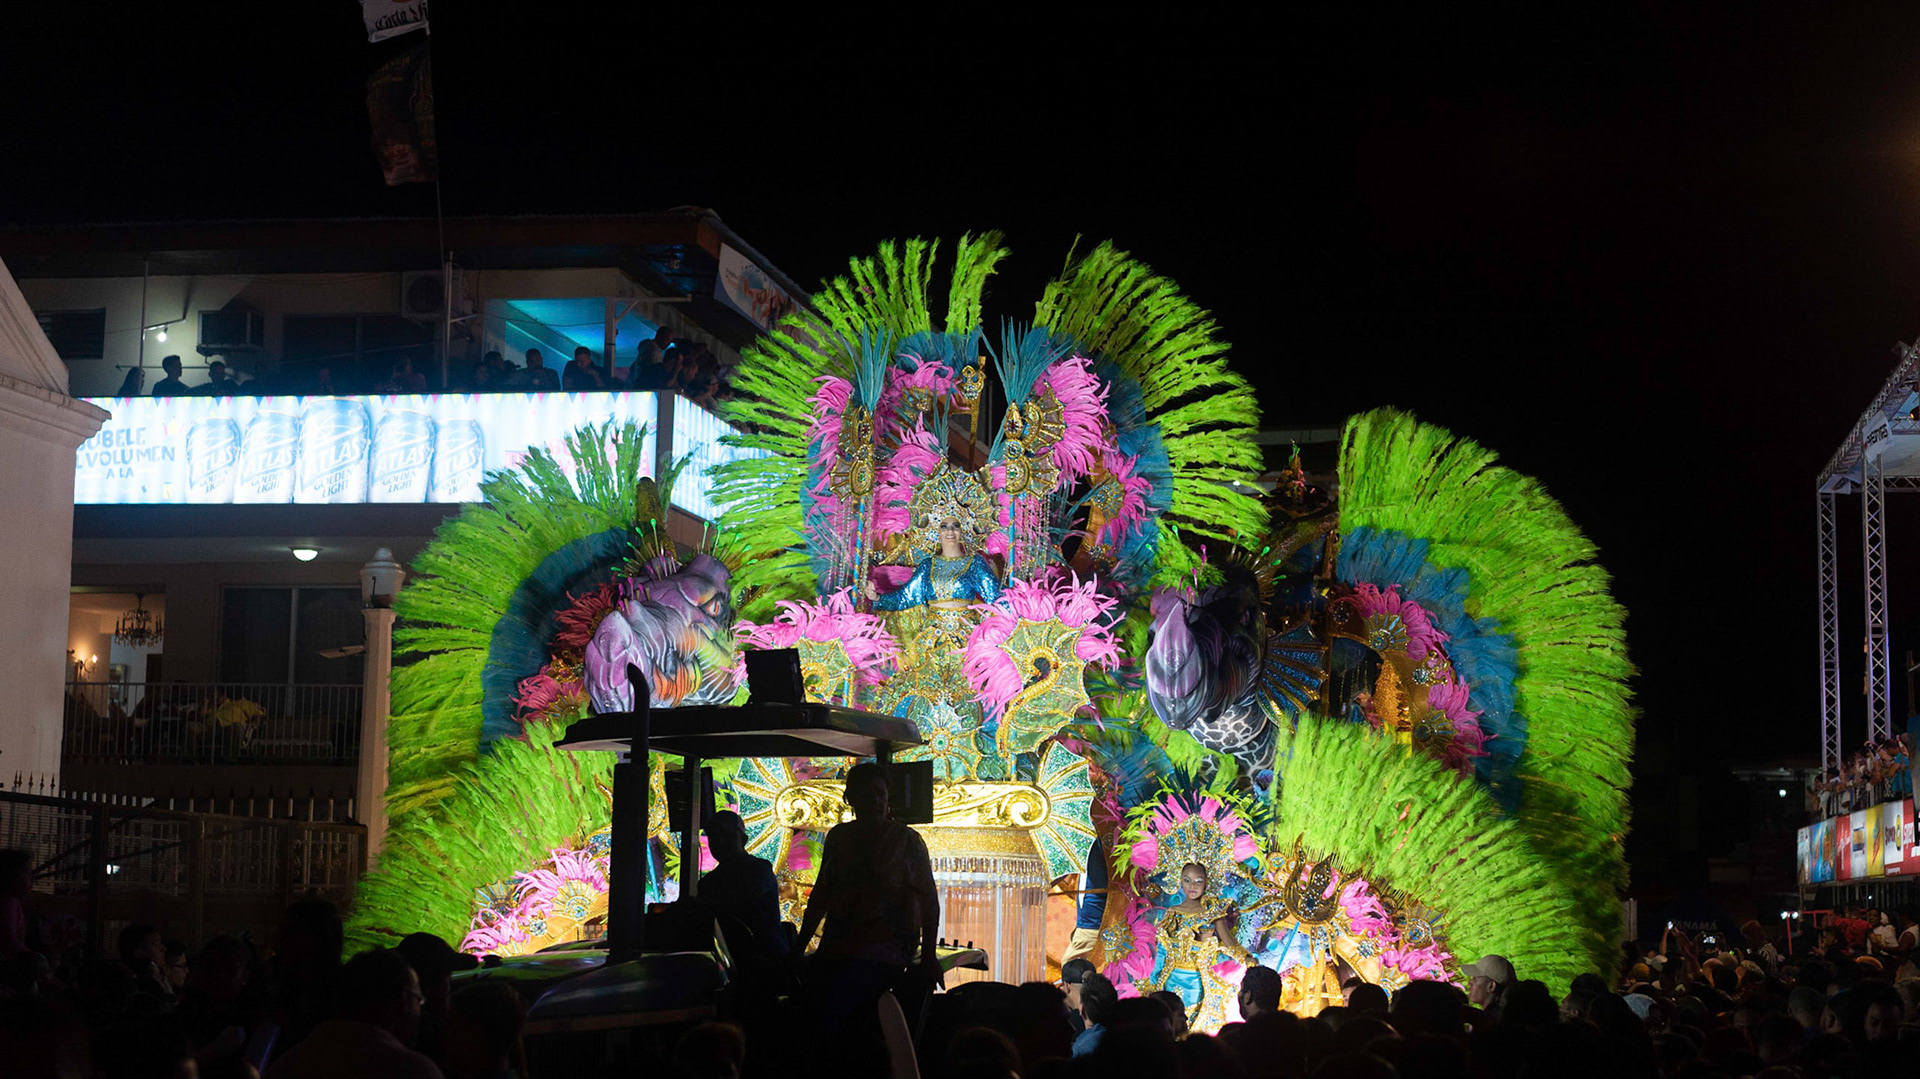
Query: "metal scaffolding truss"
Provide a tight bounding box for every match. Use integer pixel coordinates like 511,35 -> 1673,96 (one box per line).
1816,342 -> 1920,769
1818,491 -> 1842,769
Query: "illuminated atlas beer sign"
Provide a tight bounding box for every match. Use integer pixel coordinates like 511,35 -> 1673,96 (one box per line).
75,392 -> 658,506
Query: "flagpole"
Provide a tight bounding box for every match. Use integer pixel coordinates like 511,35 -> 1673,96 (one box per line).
425,15 -> 451,390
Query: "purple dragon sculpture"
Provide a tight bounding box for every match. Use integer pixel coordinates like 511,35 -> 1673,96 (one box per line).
585,552 -> 737,714
1145,564 -> 1278,774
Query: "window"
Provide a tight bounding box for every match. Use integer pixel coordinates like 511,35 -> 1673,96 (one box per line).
220,587 -> 363,686
36,309 -> 107,361
283,314 -> 433,388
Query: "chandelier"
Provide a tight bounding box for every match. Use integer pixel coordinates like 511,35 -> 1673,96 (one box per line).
113,594 -> 164,649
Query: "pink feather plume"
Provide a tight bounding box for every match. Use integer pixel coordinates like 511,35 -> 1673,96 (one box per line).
962,572 -> 1122,716
734,588 -> 899,685
1038,357 -> 1111,484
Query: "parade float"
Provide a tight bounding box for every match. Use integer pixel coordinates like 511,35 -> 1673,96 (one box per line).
346,235 -> 1633,1030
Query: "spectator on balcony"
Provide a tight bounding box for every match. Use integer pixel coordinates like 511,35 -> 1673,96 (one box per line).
195,360 -> 238,396
212,690 -> 265,760
152,355 -> 190,397
113,366 -> 145,397
509,348 -> 560,392
630,326 -> 675,390
562,346 -> 608,392
376,356 -> 429,395
310,365 -> 340,396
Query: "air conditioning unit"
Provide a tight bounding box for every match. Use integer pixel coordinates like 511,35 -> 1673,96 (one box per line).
401,267 -> 470,320
198,309 -> 265,353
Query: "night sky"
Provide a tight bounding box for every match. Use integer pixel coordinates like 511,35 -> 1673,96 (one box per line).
11,9 -> 1920,888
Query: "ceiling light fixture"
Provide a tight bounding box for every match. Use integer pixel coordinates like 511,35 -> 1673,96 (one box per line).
155,327 -> 168,342
112,593 -> 164,648
292,547 -> 319,562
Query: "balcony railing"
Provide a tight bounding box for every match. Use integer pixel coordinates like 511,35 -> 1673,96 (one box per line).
62,682 -> 361,765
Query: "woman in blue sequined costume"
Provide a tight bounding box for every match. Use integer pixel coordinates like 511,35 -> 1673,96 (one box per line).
869,519 -> 1002,612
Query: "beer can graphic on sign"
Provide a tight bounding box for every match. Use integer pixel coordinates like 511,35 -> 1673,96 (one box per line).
184,418 -> 242,503
369,410 -> 436,502
295,398 -> 372,503
232,411 -> 298,503
429,419 -> 486,502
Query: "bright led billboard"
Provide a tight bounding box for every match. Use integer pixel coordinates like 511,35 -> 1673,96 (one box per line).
674,399 -> 759,521
76,392 -> 658,505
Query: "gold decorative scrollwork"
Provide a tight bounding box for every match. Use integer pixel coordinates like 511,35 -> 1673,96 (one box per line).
774,783 -> 854,830
829,405 -> 876,499
770,780 -> 1052,831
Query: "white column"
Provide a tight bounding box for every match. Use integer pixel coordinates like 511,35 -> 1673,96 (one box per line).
357,548 -> 404,865
0,372 -> 107,790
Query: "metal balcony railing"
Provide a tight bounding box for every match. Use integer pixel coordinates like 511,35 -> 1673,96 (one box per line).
62,682 -> 361,765
0,789 -> 366,953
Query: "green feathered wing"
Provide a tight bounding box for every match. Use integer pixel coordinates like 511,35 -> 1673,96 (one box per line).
1310,406 -> 1633,986
1276,715 -> 1603,992
346,424 -> 661,952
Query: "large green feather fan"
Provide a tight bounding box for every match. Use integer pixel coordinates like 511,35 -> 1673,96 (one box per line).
346,424 -> 659,952
1334,407 -> 1633,982
1276,715 -> 1609,991
711,235 -> 1267,621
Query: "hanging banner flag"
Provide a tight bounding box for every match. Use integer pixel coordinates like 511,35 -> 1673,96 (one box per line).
715,243 -> 797,331
362,0 -> 429,42
366,42 -> 436,185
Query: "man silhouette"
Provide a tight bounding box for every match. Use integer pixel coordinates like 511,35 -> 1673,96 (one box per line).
698,810 -> 788,959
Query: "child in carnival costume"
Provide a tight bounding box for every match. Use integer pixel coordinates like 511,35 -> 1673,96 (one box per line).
1109,792 -> 1268,1034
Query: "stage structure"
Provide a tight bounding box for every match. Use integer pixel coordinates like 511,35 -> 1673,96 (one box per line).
345,236 -> 1634,1029
1817,342 -> 1920,770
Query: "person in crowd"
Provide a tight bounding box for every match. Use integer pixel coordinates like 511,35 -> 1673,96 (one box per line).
310,364 -> 339,395
394,932 -> 475,1061
1005,980 -> 1075,1066
1740,918 -> 1781,968
1148,989 -> 1190,1040
671,1020 -> 746,1079
1059,956 -> 1095,1035
151,354 -> 189,396
195,360 -> 237,396
515,347 -> 560,392
696,810 -> 788,960
1464,952 -> 1514,1018
1071,972 -> 1118,1057
562,346 -> 608,391
439,980 -> 522,1079
262,947 -> 441,1079
161,939 -> 189,993
267,898 -> 343,1055
113,366 -> 144,396
796,761 -> 941,1073
1238,963 -> 1283,1022
943,1026 -> 1020,1079
0,848 -> 49,997
117,923 -> 173,1000
464,362 -> 498,393
1346,981 -> 1391,1018
175,934 -> 273,1075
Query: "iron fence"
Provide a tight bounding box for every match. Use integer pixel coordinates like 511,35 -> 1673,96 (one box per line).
0,789 -> 366,953
62,682 -> 362,764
